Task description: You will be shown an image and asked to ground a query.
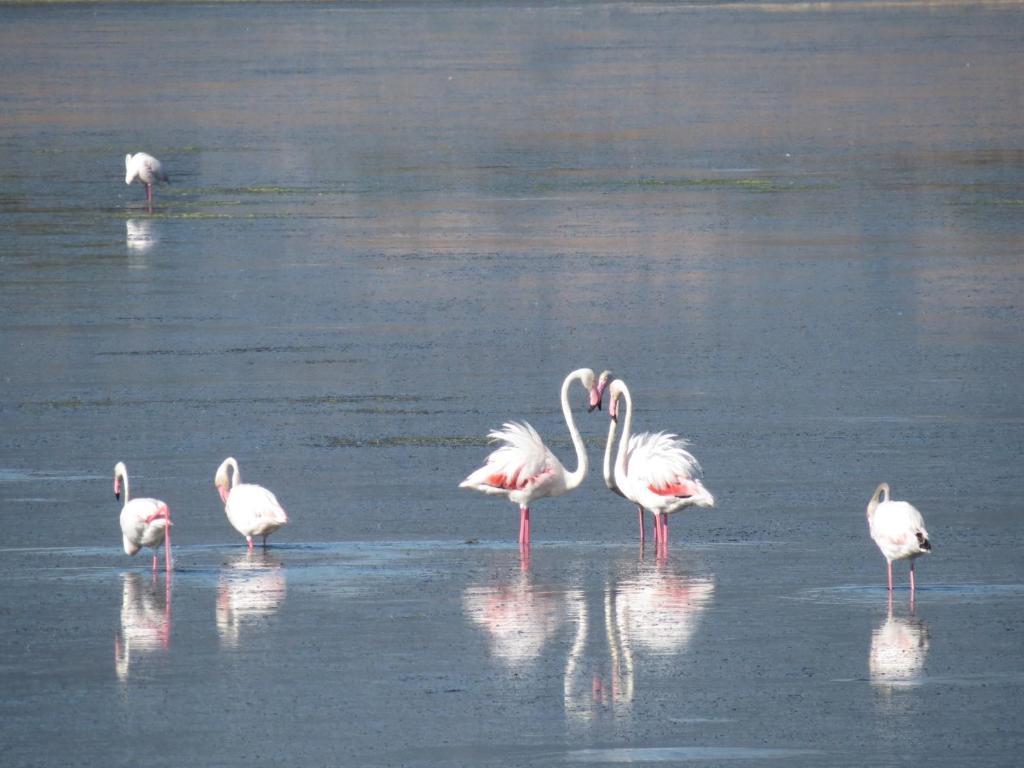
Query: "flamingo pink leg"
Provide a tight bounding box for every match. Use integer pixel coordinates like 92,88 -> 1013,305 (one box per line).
164,524 -> 172,573
887,561 -> 894,592
519,507 -> 532,545
909,561 -> 916,594
654,514 -> 663,547
637,506 -> 645,543
247,536 -> 254,552
661,515 -> 669,548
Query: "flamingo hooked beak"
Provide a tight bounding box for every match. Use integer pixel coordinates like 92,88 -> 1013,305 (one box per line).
114,478 -> 121,501
590,370 -> 614,413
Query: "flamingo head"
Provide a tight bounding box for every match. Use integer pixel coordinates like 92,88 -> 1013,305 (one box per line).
606,378 -> 625,423
590,370 -> 614,412
113,461 -> 127,501
215,457 -> 239,503
125,154 -> 137,185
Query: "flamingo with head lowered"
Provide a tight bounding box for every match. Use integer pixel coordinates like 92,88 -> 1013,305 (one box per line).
125,152 -> 169,208
114,461 -> 172,573
460,368 -> 602,546
867,482 -> 932,594
605,378 -> 714,549
215,457 -> 289,550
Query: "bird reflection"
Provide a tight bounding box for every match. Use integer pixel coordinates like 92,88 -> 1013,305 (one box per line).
114,572 -> 171,681
216,550 -> 287,648
125,219 -> 158,254
462,553 -> 566,669
564,558 -> 715,733
870,605 -> 930,695
563,584 -> 631,728
614,562 -> 715,658
462,549 -> 714,736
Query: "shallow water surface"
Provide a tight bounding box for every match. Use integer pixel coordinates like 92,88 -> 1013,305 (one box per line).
1,1 -> 1023,766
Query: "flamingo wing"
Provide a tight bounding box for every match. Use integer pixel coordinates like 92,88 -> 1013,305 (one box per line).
226,484 -> 288,534
626,431 -> 703,496
120,498 -> 169,554
870,501 -> 929,557
144,155 -> 168,182
460,421 -> 559,495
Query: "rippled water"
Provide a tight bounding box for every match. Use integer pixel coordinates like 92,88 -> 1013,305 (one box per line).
1,2 -> 1022,766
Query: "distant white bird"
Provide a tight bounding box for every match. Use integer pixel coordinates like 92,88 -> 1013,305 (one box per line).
215,457 -> 289,550
605,378 -> 714,549
125,152 -> 169,206
114,461 -> 172,572
866,482 -> 932,593
460,368 -> 601,546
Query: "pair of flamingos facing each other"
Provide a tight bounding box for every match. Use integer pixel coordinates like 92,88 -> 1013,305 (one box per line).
461,369 -> 933,593
460,368 -> 715,551
116,457 -> 288,573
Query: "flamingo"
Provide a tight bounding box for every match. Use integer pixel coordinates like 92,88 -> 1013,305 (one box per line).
114,461 -> 172,573
866,482 -> 932,594
214,457 -> 289,550
125,152 -> 169,208
600,372 -> 651,543
605,378 -> 714,549
460,368 -> 602,546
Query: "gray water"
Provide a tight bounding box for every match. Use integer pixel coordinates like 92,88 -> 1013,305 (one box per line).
1,2 -> 1023,766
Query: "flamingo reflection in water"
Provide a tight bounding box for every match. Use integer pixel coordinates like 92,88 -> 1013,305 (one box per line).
462,551 -> 567,669
114,572 -> 171,681
869,600 -> 930,711
216,551 -> 288,648
125,219 -> 158,254
564,558 -> 715,733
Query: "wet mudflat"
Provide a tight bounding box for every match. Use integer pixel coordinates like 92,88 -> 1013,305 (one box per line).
1,1 -> 1023,766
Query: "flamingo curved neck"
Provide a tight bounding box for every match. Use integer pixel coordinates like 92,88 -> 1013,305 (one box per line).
603,414 -> 619,492
613,382 -> 634,485
226,457 -> 240,488
867,482 -> 890,520
561,369 -> 589,491
119,469 -> 131,503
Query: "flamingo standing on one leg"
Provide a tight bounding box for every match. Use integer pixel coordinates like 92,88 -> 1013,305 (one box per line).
114,461 -> 172,573
460,368 -> 602,546
606,379 -> 714,551
215,457 -> 289,550
125,152 -> 169,210
866,482 -> 932,595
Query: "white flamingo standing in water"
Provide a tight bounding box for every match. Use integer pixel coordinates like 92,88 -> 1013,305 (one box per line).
605,378 -> 714,548
114,461 -> 172,573
215,457 -> 289,550
598,371 -> 647,541
460,368 -> 602,546
125,152 -> 169,208
866,482 -> 932,594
